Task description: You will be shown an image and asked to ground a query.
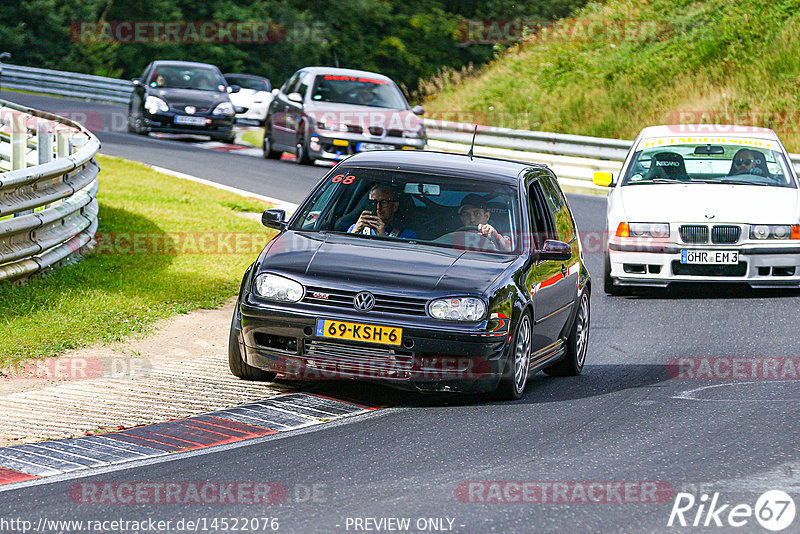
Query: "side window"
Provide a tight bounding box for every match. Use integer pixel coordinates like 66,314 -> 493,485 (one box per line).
295,73 -> 311,100
527,179 -> 556,249
539,174 -> 575,242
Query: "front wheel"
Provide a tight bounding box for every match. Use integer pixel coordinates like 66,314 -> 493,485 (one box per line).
228,310 -> 276,382
295,134 -> 312,165
493,311 -> 532,401
544,290 -> 590,376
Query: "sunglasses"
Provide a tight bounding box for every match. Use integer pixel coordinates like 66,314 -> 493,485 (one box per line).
734,158 -> 760,166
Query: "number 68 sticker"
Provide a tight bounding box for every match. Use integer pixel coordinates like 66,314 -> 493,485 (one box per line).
331,174 -> 355,184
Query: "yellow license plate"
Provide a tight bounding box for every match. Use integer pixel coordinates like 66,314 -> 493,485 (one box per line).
315,318 -> 402,345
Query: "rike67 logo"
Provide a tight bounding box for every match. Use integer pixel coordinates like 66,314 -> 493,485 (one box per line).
668,490 -> 796,531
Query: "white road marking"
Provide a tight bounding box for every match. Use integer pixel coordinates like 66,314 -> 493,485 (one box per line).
673,380 -> 800,402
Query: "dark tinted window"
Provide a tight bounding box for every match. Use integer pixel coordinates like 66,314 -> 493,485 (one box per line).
526,178 -> 556,249
539,174 -> 575,242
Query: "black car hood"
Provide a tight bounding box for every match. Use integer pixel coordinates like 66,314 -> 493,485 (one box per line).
150,88 -> 229,108
258,231 -> 514,296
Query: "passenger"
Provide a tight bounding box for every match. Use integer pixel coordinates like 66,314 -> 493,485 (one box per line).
729,148 -> 771,177
458,194 -> 512,252
349,185 -> 416,238
152,74 -> 167,87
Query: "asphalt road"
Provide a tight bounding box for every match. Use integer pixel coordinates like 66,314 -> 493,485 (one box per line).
1,93 -> 799,533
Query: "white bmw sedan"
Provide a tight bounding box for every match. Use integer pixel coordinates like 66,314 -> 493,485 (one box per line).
595,125 -> 800,294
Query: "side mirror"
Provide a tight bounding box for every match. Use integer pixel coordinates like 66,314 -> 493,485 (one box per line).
287,92 -> 303,104
262,209 -> 287,230
593,171 -> 613,187
272,88 -> 279,96
412,105 -> 425,116
131,78 -> 141,86
538,240 -> 571,261
228,84 -> 241,94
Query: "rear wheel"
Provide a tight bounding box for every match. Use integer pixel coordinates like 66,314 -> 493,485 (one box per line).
228,309 -> 276,381
262,128 -> 281,159
493,311 -> 532,401
544,290 -> 590,376
295,129 -> 312,165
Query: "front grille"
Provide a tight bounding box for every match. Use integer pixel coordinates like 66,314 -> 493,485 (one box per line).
368,126 -> 384,136
711,225 -> 741,244
672,261 -> 747,277
346,125 -> 363,133
387,129 -> 403,137
184,106 -> 209,113
679,225 -> 709,244
303,286 -> 428,316
303,339 -> 413,375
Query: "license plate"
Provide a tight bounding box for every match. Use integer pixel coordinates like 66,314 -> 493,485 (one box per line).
315,318 -> 402,345
680,250 -> 739,264
174,115 -> 206,125
356,142 -> 395,152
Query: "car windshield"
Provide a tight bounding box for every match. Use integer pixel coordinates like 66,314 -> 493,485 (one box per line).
291,168 -> 520,253
622,142 -> 796,188
226,76 -> 270,91
310,75 -> 408,109
149,66 -> 227,92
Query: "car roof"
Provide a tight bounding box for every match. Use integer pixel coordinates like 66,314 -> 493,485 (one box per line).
151,60 -> 221,70
223,73 -> 267,79
337,150 -> 546,184
296,66 -> 394,82
638,124 -> 780,142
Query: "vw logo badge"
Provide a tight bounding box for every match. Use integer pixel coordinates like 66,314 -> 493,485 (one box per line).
353,291 -> 375,312
185,106 -> 196,114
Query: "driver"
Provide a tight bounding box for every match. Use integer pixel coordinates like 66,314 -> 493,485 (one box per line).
458,194 -> 512,252
348,185 -> 416,238
729,148 -> 771,177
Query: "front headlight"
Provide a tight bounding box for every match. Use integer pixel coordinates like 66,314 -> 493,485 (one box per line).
428,297 -> 486,321
144,96 -> 169,114
627,223 -> 670,238
212,102 -> 235,116
319,118 -> 347,132
254,274 -> 304,302
750,224 -> 800,240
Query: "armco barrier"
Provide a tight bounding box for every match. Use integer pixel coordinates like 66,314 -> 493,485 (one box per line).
1,64 -> 133,104
0,98 -> 100,282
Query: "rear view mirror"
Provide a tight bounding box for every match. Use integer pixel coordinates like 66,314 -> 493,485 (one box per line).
593,171 -> 613,187
262,209 -> 287,230
403,183 -> 440,196
538,240 -> 571,261
694,144 -> 725,155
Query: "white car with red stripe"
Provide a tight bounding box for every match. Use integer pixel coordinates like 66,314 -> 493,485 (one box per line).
594,125 -> 800,293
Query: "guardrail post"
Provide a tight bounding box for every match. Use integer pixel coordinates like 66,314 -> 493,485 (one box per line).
56,130 -> 70,159
37,118 -> 53,165
10,110 -> 25,170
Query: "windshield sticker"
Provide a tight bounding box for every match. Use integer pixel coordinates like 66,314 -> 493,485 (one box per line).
323,75 -> 388,85
330,174 -> 356,184
641,137 -> 774,149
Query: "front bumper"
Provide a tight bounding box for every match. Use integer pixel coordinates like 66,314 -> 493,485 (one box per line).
144,111 -> 234,138
237,297 -> 509,393
607,240 -> 800,288
307,131 -> 426,161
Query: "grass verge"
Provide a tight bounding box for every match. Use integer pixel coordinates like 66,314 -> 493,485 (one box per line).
240,128 -> 265,148
0,155 -> 275,367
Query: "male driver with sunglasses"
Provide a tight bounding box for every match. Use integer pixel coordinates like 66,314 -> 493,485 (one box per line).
729,148 -> 771,178
349,185 -> 416,238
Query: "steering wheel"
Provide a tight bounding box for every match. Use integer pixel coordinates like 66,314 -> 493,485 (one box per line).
433,225 -> 496,250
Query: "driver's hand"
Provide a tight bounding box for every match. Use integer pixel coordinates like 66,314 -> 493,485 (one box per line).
354,211 -> 385,235
477,223 -> 497,237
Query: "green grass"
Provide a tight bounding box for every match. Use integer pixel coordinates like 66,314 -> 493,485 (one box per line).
240,128 -> 265,148
0,155 -> 275,366
423,0 -> 800,151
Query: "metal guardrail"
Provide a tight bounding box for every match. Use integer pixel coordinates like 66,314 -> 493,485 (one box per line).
0,99 -> 100,283
1,64 -> 133,104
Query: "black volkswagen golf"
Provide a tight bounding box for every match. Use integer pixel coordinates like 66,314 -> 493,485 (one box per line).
229,151 -> 591,400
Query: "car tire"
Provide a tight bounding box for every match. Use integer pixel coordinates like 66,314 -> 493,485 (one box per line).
228,308 -> 276,382
262,130 -> 281,159
544,290 -> 590,376
295,132 -> 312,165
493,311 -> 532,401
603,252 -> 628,295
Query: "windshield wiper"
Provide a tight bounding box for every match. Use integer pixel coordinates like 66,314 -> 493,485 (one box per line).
716,178 -> 773,186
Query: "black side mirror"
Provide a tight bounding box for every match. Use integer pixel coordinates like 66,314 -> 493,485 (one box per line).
228,84 -> 241,94
262,209 -> 287,230
412,105 -> 425,116
131,78 -> 141,86
538,240 -> 571,261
